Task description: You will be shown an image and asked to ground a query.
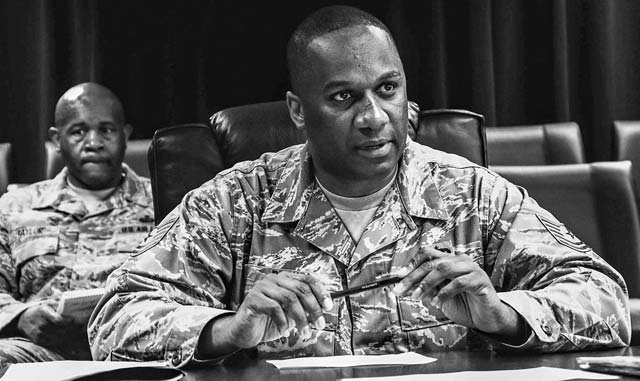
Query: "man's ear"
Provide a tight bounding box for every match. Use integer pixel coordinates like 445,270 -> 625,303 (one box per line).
286,91 -> 305,131
123,124 -> 133,141
48,127 -> 61,151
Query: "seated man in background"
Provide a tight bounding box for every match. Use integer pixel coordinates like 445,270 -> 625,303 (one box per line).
90,6 -> 629,367
0,82 -> 154,366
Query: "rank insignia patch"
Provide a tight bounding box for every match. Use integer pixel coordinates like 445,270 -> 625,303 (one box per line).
536,214 -> 591,253
131,215 -> 178,256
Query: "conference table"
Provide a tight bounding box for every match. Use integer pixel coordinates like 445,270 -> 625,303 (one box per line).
182,346 -> 640,380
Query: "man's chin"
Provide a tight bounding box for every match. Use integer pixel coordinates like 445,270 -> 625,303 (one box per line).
70,172 -> 122,190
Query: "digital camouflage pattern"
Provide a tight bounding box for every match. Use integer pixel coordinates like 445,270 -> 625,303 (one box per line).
0,165 -> 154,363
89,140 -> 630,367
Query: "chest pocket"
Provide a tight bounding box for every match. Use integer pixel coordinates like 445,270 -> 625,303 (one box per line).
12,226 -> 60,266
397,296 -> 452,331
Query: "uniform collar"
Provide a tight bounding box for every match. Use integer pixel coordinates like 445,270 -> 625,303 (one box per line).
33,164 -> 151,213
262,140 -> 449,224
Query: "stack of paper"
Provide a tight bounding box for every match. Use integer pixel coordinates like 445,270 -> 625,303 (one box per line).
56,288 -> 105,323
266,352 -> 435,369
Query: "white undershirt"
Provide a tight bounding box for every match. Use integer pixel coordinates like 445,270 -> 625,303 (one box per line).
66,178 -> 117,211
317,175 -> 396,243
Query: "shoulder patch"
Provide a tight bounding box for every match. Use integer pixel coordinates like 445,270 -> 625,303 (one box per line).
132,215 -> 179,256
536,214 -> 591,253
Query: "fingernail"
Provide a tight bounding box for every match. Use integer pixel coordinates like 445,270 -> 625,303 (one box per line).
301,326 -> 311,339
392,284 -> 404,295
323,297 -> 334,311
410,287 -> 422,300
316,316 -> 326,330
396,267 -> 410,277
431,296 -> 441,308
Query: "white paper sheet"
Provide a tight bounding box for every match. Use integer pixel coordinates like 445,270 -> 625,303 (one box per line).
266,352 -> 436,369
340,366 -> 617,381
0,360 -> 179,381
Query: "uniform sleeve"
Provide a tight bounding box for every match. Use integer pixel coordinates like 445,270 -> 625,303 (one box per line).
88,179 -> 250,367
482,175 -> 630,351
0,198 -> 37,334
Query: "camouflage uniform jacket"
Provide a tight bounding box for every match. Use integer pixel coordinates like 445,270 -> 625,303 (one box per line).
89,140 -> 630,367
0,165 -> 154,333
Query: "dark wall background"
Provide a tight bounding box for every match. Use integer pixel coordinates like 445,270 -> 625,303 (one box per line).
2,0 -> 640,182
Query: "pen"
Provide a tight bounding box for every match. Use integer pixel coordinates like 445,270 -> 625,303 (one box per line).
330,275 -> 403,299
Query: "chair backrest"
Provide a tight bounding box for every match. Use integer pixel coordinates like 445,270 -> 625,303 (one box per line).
416,109 -> 487,167
486,122 -> 585,165
493,161 -> 640,297
148,102 -> 487,223
44,139 -> 152,179
148,124 -> 225,223
212,101 -> 307,168
613,121 -> 640,196
0,143 -> 11,195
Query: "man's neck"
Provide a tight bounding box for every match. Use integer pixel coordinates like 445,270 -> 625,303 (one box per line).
66,178 -> 118,202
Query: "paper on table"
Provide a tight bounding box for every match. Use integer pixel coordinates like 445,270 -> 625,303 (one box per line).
340,366 -> 617,381
0,360 -> 183,381
266,352 -> 436,369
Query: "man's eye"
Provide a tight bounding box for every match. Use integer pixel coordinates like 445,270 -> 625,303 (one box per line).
331,91 -> 352,102
70,129 -> 85,137
379,83 -> 397,94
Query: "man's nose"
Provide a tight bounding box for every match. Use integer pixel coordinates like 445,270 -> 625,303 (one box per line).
84,129 -> 104,149
354,94 -> 389,131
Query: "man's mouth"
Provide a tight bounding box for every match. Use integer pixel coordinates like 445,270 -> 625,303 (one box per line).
358,140 -> 390,150
356,140 -> 393,157
81,158 -> 109,165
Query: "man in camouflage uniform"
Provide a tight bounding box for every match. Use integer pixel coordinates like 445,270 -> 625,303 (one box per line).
0,83 -> 154,366
89,6 -> 629,367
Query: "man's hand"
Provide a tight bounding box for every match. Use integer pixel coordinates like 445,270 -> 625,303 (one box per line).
392,247 -> 527,341
17,303 -> 80,348
198,272 -> 333,358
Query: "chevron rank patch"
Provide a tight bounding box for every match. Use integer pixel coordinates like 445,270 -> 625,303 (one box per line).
536,214 -> 591,253
131,214 -> 178,256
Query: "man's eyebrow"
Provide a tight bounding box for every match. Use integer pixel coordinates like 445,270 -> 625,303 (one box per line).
379,71 -> 403,81
323,70 -> 404,92
323,80 -> 351,92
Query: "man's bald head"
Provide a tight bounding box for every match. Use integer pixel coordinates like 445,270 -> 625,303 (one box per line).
286,6 -> 395,95
54,82 -> 125,128
49,82 -> 132,190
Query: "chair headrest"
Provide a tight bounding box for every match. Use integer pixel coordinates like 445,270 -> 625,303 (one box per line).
416,109 -> 487,166
210,101 -> 307,168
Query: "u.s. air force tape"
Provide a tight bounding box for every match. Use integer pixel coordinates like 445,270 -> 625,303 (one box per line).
536,213 -> 591,253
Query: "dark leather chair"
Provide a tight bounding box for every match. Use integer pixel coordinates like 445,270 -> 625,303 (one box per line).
212,101 -> 307,168
486,122 -> 585,165
493,162 -> 640,297
416,109 -> 487,167
148,124 -> 225,223
45,139 -> 152,179
148,102 -> 487,223
0,143 -> 11,195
